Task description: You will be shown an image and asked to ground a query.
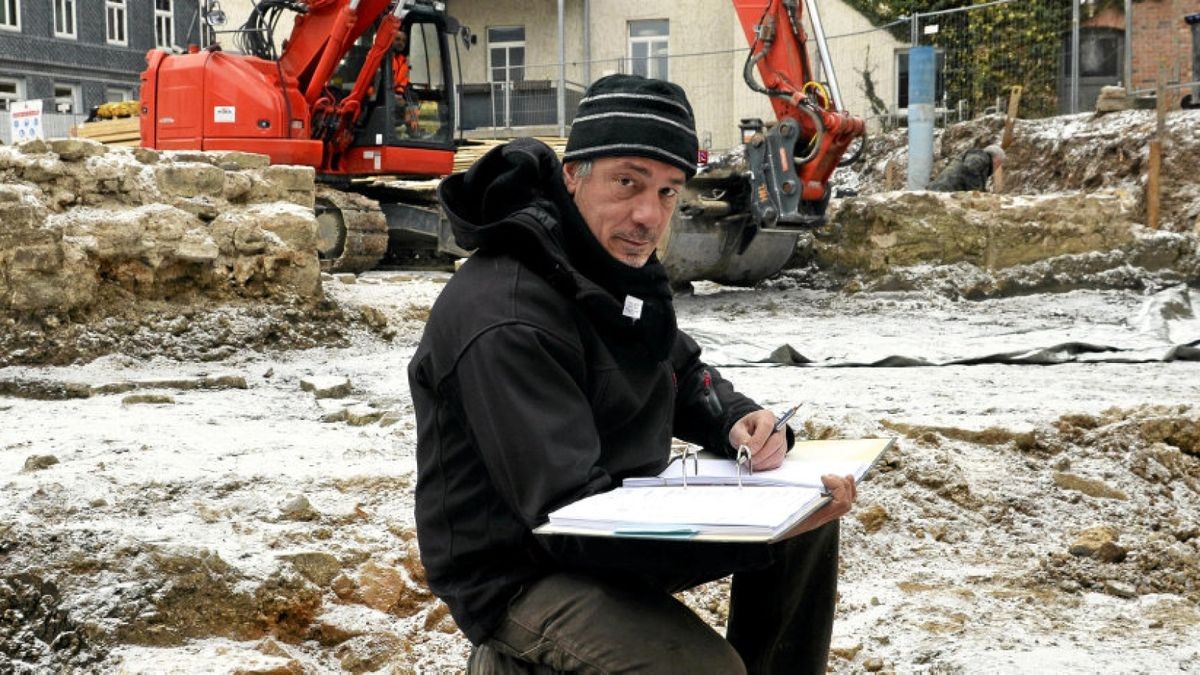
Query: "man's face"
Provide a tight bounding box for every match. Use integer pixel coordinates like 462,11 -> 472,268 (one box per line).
563,156 -> 685,268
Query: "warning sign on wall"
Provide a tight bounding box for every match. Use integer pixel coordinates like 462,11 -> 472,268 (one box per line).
10,100 -> 44,142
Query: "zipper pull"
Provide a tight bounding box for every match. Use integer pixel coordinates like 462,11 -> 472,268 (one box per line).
702,370 -> 723,418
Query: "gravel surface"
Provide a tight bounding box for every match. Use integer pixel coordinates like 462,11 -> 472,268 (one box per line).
2,272 -> 1198,673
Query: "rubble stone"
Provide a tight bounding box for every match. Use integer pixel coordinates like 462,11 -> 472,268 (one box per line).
301,376 -> 352,399
0,145 -> 324,319
820,190 -> 1139,276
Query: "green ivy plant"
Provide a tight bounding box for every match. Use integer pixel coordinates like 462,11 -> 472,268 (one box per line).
841,0 -> 1071,118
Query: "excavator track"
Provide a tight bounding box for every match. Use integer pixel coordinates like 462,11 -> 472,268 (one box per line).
314,187 -> 389,274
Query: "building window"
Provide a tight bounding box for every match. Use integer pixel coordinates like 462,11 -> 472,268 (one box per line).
0,0 -> 19,31
0,78 -> 24,111
53,0 -> 76,38
155,0 -> 174,48
487,26 -> 525,83
628,19 -> 668,80
894,48 -> 946,111
53,83 -> 80,114
104,87 -> 133,103
106,0 -> 126,45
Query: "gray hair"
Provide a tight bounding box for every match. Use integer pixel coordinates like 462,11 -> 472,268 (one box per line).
983,144 -> 1006,162
569,159 -> 593,179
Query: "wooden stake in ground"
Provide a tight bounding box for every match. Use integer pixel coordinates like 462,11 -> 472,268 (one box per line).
995,85 -> 1023,193
1146,69 -> 1169,229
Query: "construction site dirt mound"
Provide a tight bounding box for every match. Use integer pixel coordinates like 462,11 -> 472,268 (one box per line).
849,110 -> 1200,233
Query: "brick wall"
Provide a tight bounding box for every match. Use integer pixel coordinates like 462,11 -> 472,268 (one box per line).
1085,1 -> 1195,91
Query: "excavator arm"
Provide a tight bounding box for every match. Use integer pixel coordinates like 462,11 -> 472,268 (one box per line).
659,0 -> 865,286
733,0 -> 865,227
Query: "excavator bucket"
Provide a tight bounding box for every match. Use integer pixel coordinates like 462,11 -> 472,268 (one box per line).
657,164 -> 800,287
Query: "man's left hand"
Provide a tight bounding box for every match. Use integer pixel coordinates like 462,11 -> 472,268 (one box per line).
728,409 -> 788,471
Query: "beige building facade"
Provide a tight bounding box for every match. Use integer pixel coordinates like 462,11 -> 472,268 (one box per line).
446,0 -> 901,148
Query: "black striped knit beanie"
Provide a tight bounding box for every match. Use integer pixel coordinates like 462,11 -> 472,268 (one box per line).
564,74 -> 699,178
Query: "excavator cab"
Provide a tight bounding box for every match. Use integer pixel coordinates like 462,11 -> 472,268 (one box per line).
333,12 -> 455,159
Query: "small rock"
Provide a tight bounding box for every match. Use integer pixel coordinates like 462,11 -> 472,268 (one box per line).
1104,579 -> 1136,599
855,504 -> 889,533
279,551 -> 343,588
1069,525 -> 1121,559
23,455 -> 60,471
863,656 -> 885,672
1095,541 -> 1128,563
335,633 -> 405,673
334,273 -> 357,285
320,409 -> 349,423
1052,472 -> 1127,500
378,412 -> 403,427
1059,579 -> 1081,593
122,394 -> 175,406
331,573 -> 358,602
279,494 -> 320,522
345,405 -> 384,427
300,376 -> 352,399
310,618 -> 366,647
831,642 -> 863,660
357,561 -> 405,612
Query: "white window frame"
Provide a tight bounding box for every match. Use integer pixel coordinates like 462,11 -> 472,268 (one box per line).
486,25 -> 525,84
0,77 -> 25,112
627,19 -> 669,80
53,0 -> 76,39
106,0 -> 127,46
53,82 -> 81,114
154,0 -> 174,49
0,0 -> 20,32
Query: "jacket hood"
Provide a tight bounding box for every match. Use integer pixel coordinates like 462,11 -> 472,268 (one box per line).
438,137 -> 571,266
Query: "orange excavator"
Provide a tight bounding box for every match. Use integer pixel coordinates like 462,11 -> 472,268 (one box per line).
138,0 -> 863,283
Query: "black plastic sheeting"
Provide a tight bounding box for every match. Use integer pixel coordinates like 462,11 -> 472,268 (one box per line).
752,339 -> 1200,368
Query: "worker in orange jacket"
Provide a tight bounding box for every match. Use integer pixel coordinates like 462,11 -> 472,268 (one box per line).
391,31 -> 418,135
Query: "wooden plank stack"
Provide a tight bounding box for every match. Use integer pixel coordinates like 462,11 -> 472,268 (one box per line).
67,122 -> 567,169
72,117 -> 141,147
452,136 -> 567,174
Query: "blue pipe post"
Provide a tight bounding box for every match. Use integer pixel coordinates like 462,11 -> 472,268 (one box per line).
906,46 -> 936,190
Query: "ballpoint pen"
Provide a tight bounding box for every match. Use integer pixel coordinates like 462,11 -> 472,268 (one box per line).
772,404 -> 801,435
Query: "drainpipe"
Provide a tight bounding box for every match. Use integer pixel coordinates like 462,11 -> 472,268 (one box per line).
1071,0 -> 1080,113
557,0 -> 566,137
1124,0 -> 1133,90
583,0 -> 591,86
1188,13 -> 1200,104
906,46 -> 936,190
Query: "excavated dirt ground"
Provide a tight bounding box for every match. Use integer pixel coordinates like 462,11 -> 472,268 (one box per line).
2,111 -> 1199,673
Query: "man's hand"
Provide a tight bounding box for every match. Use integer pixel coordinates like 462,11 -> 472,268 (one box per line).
781,473 -> 857,538
727,409 -> 788,471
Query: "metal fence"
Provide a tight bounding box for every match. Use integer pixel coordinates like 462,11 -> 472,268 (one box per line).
0,111 -> 90,145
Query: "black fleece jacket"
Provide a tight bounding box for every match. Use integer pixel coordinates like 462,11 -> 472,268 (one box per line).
408,138 -> 776,644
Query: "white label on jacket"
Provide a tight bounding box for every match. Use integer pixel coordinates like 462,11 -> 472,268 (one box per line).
623,295 -> 644,320
214,106 -> 235,123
